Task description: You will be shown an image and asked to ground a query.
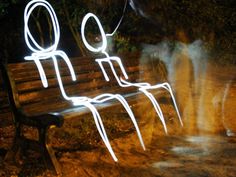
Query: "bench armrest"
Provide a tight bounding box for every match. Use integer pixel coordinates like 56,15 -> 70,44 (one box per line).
17,109 -> 64,128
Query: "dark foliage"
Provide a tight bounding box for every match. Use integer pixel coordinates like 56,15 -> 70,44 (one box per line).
0,0 -> 235,63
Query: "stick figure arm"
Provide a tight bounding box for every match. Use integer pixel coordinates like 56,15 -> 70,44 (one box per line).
110,56 -> 129,79
54,50 -> 76,81
95,59 -> 110,81
24,55 -> 48,88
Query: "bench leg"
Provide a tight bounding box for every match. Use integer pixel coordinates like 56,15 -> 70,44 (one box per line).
38,127 -> 62,176
4,123 -> 23,163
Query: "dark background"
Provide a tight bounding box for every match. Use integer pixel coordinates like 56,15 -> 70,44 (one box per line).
0,0 -> 235,63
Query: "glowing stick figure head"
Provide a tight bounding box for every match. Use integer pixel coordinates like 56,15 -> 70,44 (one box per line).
24,0 -> 60,53
81,13 -> 108,54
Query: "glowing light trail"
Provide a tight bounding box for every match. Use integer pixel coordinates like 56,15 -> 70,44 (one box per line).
24,0 -> 145,162
81,13 -> 183,133
24,0 -> 76,89
106,0 -> 128,37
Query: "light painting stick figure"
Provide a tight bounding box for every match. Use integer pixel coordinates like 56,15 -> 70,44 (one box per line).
24,0 -> 145,162
81,13 -> 183,133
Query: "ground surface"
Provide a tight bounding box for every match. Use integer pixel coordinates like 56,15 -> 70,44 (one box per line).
1,128 -> 236,177
0,103 -> 236,177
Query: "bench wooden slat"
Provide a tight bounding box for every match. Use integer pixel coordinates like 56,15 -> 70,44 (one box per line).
10,57 -> 140,82
1,56 -> 158,126
8,57 -> 144,109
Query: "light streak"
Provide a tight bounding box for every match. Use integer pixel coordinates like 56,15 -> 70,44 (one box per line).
24,0 -> 76,89
24,0 -> 145,161
81,13 -> 183,133
106,0 -> 128,37
222,81 -> 233,136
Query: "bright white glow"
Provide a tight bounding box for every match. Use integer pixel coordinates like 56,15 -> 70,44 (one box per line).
81,13 -> 183,133
24,0 -> 76,89
72,93 -> 146,152
81,13 -> 107,53
24,0 -> 145,161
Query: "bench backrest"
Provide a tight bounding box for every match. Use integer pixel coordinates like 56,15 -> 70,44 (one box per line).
1,56 -> 144,116
0,54 -> 168,125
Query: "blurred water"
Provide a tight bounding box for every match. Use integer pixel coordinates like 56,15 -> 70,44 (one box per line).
140,40 -> 236,136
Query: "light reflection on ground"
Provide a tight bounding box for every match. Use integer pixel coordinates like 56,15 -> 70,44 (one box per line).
59,134 -> 236,177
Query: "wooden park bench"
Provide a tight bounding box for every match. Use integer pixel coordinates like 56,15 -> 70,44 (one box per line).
0,54 -> 170,175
